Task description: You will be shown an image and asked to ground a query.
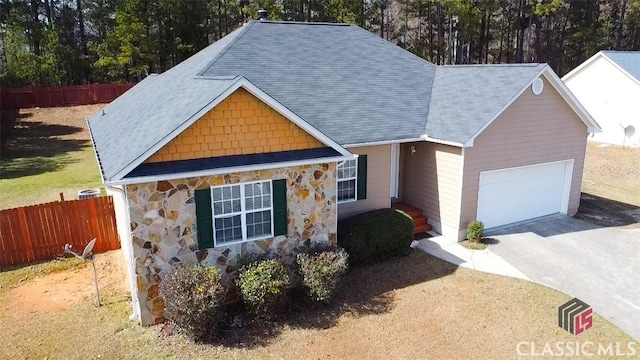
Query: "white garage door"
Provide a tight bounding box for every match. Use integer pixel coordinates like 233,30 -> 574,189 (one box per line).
477,160 -> 573,229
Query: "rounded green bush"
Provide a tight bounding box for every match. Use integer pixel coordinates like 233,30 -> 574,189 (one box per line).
467,220 -> 484,243
296,248 -> 349,303
337,208 -> 414,266
237,259 -> 290,319
159,265 -> 225,342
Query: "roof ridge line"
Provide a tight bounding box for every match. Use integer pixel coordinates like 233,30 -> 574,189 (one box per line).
196,22 -> 255,77
256,20 -> 351,26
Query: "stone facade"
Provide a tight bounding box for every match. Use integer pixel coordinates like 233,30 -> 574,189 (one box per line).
126,163 -> 337,325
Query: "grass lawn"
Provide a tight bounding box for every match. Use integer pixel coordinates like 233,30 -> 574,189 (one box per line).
0,105 -> 105,210
577,142 -> 640,228
582,142 -> 640,207
0,251 -> 633,359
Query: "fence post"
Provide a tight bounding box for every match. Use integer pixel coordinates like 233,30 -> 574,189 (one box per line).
88,198 -> 102,249
18,207 -> 35,262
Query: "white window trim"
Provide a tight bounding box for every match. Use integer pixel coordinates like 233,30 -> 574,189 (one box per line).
337,158 -> 358,204
211,180 -> 275,247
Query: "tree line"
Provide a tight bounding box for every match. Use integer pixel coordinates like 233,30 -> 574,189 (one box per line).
0,0 -> 638,88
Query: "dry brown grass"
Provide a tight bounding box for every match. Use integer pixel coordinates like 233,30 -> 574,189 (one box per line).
0,251 -> 633,359
578,143 -> 640,228
582,142 -> 640,207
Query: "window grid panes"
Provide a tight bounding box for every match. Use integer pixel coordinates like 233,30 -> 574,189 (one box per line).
337,159 -> 357,203
211,181 -> 273,246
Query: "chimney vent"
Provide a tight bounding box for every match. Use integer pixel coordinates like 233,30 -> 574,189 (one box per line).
258,9 -> 268,21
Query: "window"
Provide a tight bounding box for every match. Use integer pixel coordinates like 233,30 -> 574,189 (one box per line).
195,179 -> 288,249
337,155 -> 367,204
211,181 -> 273,246
337,159 -> 357,203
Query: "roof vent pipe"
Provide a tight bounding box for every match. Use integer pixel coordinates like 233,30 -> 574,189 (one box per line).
258,9 -> 268,21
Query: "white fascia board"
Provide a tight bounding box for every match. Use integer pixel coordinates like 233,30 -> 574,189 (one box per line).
462,66 -> 547,148
420,134 -> 464,147
541,66 -> 601,133
563,51 -> 640,87
109,76 -> 351,183
105,155 -> 355,186
109,76 -> 244,182
345,136 -> 464,148
343,138 -> 423,148
462,65 -> 601,148
561,51 -> 603,81
600,53 -> 640,87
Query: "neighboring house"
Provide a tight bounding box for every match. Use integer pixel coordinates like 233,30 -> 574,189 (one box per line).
88,20 -> 599,325
563,50 -> 640,148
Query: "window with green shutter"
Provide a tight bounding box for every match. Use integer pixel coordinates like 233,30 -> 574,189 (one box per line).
194,179 -> 289,249
337,155 -> 367,203
272,179 -> 288,236
195,188 -> 214,250
356,155 -> 367,200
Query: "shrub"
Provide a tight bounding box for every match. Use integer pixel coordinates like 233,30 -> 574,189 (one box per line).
296,248 -> 349,303
337,208 -> 414,266
160,265 -> 225,341
467,220 -> 484,243
237,259 -> 290,319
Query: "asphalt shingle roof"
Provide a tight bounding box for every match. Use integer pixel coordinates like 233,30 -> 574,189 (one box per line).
426,64 -> 546,144
89,20 -> 549,182
602,51 -> 640,81
200,21 -> 436,145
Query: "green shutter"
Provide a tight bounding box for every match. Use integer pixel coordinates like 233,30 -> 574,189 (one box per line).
272,179 -> 288,236
194,188 -> 214,249
357,155 -> 367,200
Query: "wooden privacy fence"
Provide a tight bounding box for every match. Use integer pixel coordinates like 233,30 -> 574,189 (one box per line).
0,196 -> 120,267
1,83 -> 135,109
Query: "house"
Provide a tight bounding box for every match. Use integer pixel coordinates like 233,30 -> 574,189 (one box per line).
88,20 -> 599,325
562,50 -> 640,148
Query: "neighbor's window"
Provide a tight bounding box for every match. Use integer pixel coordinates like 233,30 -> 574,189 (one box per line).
211,181 -> 273,246
337,159 -> 357,203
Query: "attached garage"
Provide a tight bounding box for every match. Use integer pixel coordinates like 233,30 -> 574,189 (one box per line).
476,160 -> 573,229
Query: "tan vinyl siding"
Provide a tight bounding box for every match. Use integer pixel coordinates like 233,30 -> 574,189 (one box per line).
460,78 -> 588,233
338,145 -> 391,219
400,142 -> 463,236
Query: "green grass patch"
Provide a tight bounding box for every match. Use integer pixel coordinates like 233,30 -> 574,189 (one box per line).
0,145 -> 102,209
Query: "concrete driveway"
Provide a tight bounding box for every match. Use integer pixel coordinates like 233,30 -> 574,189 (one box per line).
486,214 -> 640,341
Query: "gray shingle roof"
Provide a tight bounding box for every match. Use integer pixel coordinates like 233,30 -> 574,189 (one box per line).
602,51 -> 640,81
425,64 -> 546,144
89,20 -> 549,182
200,21 -> 436,145
88,26 -> 247,181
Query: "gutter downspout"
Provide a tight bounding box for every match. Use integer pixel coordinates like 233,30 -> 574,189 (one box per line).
86,118 -> 140,323
105,183 -> 141,323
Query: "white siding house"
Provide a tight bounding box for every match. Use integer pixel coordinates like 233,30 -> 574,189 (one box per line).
563,51 -> 640,148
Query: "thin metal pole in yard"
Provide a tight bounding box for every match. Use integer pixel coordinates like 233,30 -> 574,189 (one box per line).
91,257 -> 101,307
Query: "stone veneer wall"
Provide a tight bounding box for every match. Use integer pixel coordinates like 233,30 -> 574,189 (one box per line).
126,163 -> 337,325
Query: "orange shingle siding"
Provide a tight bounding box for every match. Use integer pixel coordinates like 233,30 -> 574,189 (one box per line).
146,88 -> 324,163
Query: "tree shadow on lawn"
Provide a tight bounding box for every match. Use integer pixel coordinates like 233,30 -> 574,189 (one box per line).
0,120 -> 87,179
213,252 -> 457,349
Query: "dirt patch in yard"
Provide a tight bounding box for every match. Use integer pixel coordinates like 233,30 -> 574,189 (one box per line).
5,250 -> 127,313
578,143 -> 640,228
15,105 -> 105,141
